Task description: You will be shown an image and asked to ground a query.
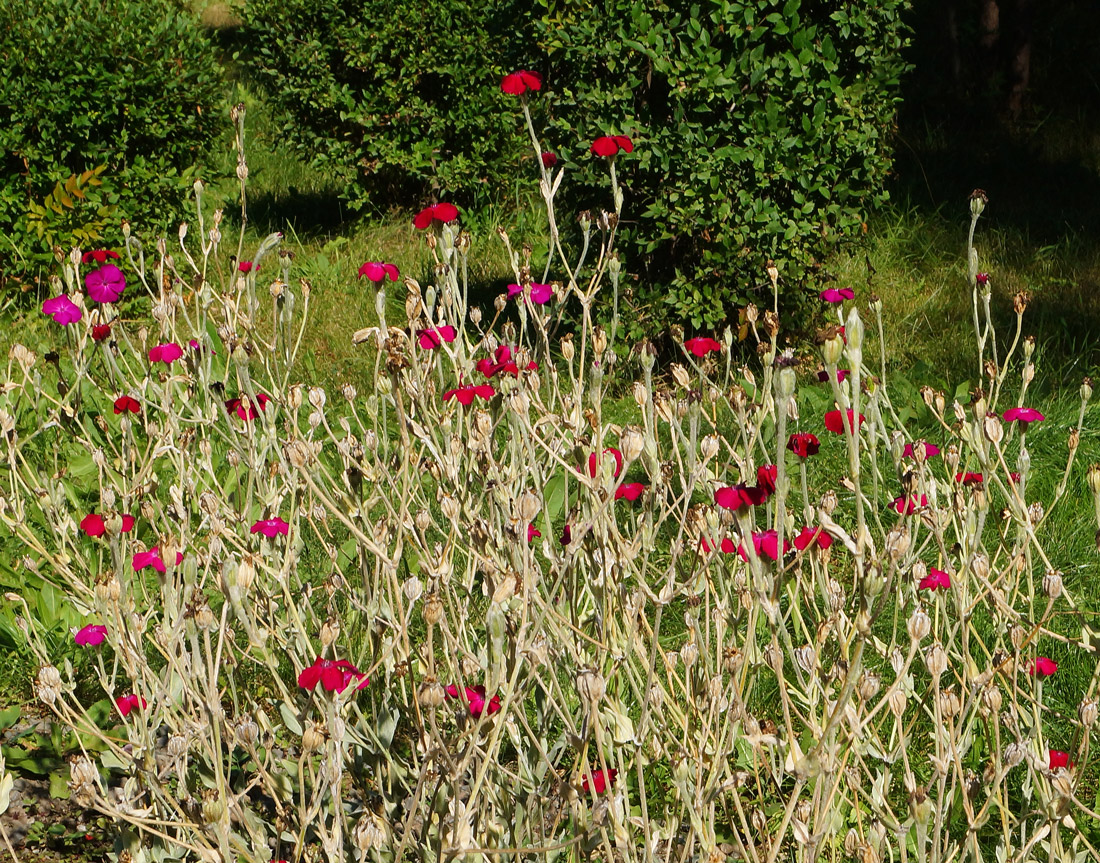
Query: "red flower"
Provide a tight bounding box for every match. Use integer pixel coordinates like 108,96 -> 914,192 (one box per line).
581,768 -> 617,794
115,694 -> 147,717
298,657 -> 369,693
1029,657 -> 1057,677
587,448 -> 624,479
148,343 -> 183,365
892,494 -> 928,514
956,472 -> 984,485
819,288 -> 854,304
793,526 -> 832,551
82,250 -> 119,264
975,273 -> 989,286
902,442 -> 940,458
476,345 -> 537,378
1002,407 -> 1044,424
559,524 -> 572,546
614,482 -> 646,501
413,203 -> 460,230
500,70 -> 542,95
700,536 -> 737,555
443,384 -> 495,405
417,326 -> 457,350
91,323 -> 112,341
684,337 -> 722,357
527,524 -> 541,543
1049,749 -> 1072,770
817,369 -> 850,383
590,135 -> 633,157
238,261 -> 255,273
80,513 -> 135,537
444,684 -> 501,717
919,568 -> 951,591
824,409 -> 864,434
787,432 -> 820,458
755,464 -> 777,495
738,530 -> 790,562
358,261 -> 400,282
541,152 -> 557,168
113,395 -> 140,415
714,484 -> 768,510
225,394 -> 271,421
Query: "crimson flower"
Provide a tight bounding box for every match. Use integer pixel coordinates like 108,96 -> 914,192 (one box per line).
919,568 -> 951,591
445,684 -> 501,717
756,464 -> 777,495
590,135 -> 633,157
892,494 -> 928,514
581,768 -> 617,794
714,484 -> 768,510
956,472 -> 984,485
975,273 -> 989,286
91,323 -> 112,341
74,624 -> 107,646
700,536 -> 737,555
113,395 -> 140,415
418,326 -> 457,350
507,282 -> 552,304
225,394 -> 271,421
251,518 -> 290,538
819,288 -> 854,303
541,152 -> 558,168
298,657 -> 369,693
1029,657 -> 1057,677
615,482 -> 645,501
824,409 -> 864,434
132,547 -> 183,574
358,261 -> 399,282
1003,407 -> 1044,424
818,369 -> 850,383
902,442 -> 940,458
86,265 -> 126,303
684,337 -> 721,357
115,694 -> 147,717
793,526 -> 832,551
527,524 -> 541,543
476,345 -> 537,378
560,524 -> 572,546
42,294 -> 82,325
148,343 -> 183,365
443,384 -> 495,405
82,250 -> 119,264
413,203 -> 460,230
787,432 -> 820,458
238,261 -> 255,273
80,512 -> 135,537
587,448 -> 624,479
1049,750 -> 1072,770
500,70 -> 542,95
738,530 -> 790,562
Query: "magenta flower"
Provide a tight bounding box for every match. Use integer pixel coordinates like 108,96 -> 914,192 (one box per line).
793,526 -> 832,551
82,250 -> 119,265
975,273 -> 989,286
1029,657 -> 1058,677
919,568 -> 951,591
892,494 -> 928,514
824,409 -> 864,434
298,657 -> 369,693
787,432 -> 820,458
714,483 -> 768,510
586,447 -> 624,479
413,203 -> 460,230
85,265 -> 126,303
238,261 -> 255,274
113,396 -> 141,415
500,70 -> 542,95
614,482 -> 646,501
225,394 -> 270,421
79,512 -> 135,537
251,518 -> 290,538
444,683 -> 501,717
507,282 -> 552,304
417,326 -> 457,350
737,530 -> 790,562
115,694 -> 147,717
582,768 -> 618,794
684,337 -> 722,357
819,288 -> 854,304
590,135 -> 633,157
902,442 -> 940,458
1003,407 -> 1044,424
956,472 -> 984,485
527,524 -> 541,543
42,294 -> 82,326
443,384 -> 495,405
358,261 -> 400,282
476,345 -> 537,378
132,547 -> 183,574
74,624 -> 107,647
817,369 -> 850,383
148,343 -> 183,365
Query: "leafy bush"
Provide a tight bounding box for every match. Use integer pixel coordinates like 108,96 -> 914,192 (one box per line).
245,0 -> 538,210
541,0 -> 912,332
0,0 -> 224,278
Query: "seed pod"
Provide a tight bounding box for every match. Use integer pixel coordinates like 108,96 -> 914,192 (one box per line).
36,664 -> 63,704
924,643 -> 948,678
422,593 -> 444,626
576,668 -> 606,707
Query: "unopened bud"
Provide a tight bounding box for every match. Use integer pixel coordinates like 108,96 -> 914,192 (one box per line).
1082,377 -> 1094,403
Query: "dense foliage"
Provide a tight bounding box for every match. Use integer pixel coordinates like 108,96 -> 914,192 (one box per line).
0,0 -> 223,278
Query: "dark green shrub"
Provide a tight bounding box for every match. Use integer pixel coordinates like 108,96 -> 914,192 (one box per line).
0,0 -> 224,278
541,0 -> 912,333
245,0 -> 538,212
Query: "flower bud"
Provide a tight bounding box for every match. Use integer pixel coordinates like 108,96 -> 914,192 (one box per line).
844,307 -> 864,352
822,333 -> 844,366
776,366 -> 796,400
1082,377 -> 1094,403
969,189 -> 988,218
